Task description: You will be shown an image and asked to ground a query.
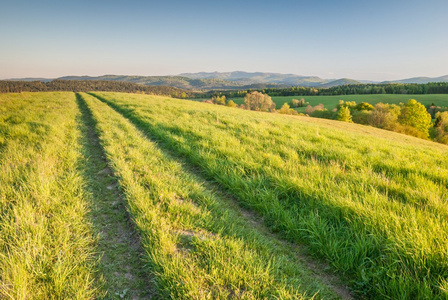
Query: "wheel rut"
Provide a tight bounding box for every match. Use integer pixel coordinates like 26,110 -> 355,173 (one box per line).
76,93 -> 157,299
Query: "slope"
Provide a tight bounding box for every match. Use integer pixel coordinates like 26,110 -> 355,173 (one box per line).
92,92 -> 448,299
80,92 -> 348,299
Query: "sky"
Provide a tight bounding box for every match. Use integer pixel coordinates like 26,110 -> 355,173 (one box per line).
1,0 -> 447,81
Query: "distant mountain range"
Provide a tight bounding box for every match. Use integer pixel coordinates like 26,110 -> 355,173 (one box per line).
6,72 -> 448,90
179,71 -> 330,86
382,75 -> 448,84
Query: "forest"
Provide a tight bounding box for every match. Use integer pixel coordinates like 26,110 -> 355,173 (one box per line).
205,82 -> 448,98
0,79 -> 191,97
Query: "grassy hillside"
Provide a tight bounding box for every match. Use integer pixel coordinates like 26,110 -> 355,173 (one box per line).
79,92 -> 344,299
93,92 -> 448,299
0,93 -> 99,299
222,94 -> 448,110
1,92 -> 351,299
2,91 -> 448,298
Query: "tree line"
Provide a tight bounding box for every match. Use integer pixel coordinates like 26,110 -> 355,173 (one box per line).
203,82 -> 448,98
0,80 -> 192,98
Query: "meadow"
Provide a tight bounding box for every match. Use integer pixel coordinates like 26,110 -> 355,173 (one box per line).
93,92 -> 448,299
1,91 -> 448,299
79,92 -> 343,299
222,94 -> 448,111
0,92 -> 98,299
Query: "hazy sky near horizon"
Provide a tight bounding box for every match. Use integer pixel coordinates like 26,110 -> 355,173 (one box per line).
1,0 -> 447,81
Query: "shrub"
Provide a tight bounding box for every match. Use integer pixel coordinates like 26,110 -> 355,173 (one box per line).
244,91 -> 276,112
212,95 -> 226,105
337,106 -> 353,123
433,111 -> 448,144
290,98 -> 307,108
352,110 -> 372,125
305,104 -> 326,115
278,103 -> 298,115
336,100 -> 357,110
389,123 -> 429,139
398,99 -> 432,137
368,103 -> 400,129
356,102 -> 374,111
226,100 -> 237,108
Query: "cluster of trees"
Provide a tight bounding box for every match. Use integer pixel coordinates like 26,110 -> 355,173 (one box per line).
242,92 -> 276,111
202,82 -> 448,98
205,91 -> 284,112
202,95 -> 237,107
305,99 -> 448,143
278,103 -> 299,115
204,92 -> 276,111
433,112 -> 448,144
289,98 -> 308,107
0,80 -> 191,98
305,104 -> 327,115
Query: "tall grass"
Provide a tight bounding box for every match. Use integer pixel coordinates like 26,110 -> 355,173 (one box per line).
0,93 -> 98,299
93,91 -> 448,299
79,92 -> 343,299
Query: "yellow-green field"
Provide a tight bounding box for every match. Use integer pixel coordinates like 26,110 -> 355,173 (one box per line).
1,91 -> 448,299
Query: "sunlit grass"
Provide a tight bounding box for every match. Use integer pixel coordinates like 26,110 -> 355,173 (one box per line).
80,92 -> 343,299
93,91 -> 448,299
0,93 -> 99,299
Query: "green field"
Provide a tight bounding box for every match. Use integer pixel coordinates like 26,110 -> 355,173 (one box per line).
0,92 -> 99,298
222,94 -> 448,111
1,91 -> 448,299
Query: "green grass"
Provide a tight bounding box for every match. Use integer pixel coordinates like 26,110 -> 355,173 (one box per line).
93,91 -> 448,299
0,92 -> 99,299
79,92 -> 349,299
208,94 -> 448,111
3,90 -> 447,299
75,93 -> 156,299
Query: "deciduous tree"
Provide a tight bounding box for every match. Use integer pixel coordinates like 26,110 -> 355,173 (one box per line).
398,99 -> 432,137
433,111 -> 448,144
226,100 -> 237,107
337,106 -> 353,122
244,91 -> 275,112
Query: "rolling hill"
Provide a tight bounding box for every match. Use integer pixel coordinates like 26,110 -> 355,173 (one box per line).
93,91 -> 448,298
383,75 -> 448,84
317,78 -> 362,88
6,72 -> 448,91
2,91 -> 448,298
179,71 -> 330,86
58,75 -> 246,90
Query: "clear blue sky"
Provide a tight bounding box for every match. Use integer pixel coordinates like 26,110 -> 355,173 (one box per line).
1,0 -> 447,81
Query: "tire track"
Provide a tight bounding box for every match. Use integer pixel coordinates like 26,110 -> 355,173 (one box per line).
76,93 -> 157,299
